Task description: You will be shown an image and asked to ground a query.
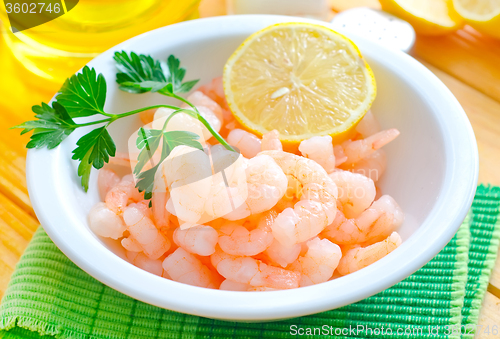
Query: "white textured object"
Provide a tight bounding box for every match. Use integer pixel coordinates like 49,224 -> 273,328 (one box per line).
331,7 -> 416,53
27,15 -> 477,322
227,0 -> 330,20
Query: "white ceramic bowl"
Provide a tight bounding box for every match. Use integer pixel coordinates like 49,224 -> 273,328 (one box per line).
26,15 -> 478,321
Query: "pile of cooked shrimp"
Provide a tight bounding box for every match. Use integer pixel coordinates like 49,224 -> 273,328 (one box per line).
88,77 -> 404,291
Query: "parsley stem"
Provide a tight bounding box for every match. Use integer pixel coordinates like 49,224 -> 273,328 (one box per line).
198,113 -> 235,152
168,93 -> 236,152
111,104 -> 183,121
76,119 -> 112,127
74,102 -> 235,156
161,108 -> 185,130
73,105 -> 182,128
171,94 -> 195,110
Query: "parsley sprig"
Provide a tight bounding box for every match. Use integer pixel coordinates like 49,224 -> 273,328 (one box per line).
14,52 -> 235,195
114,52 -> 198,94
132,107 -> 206,200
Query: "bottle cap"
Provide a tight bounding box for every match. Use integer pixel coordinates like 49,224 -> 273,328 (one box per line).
331,7 -> 415,53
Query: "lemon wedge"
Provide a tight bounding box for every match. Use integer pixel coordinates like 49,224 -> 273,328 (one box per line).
379,0 -> 464,35
453,0 -> 500,39
223,23 -> 376,145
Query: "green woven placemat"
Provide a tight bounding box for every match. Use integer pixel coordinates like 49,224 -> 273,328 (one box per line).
461,186 -> 500,339
1,185 -> 499,339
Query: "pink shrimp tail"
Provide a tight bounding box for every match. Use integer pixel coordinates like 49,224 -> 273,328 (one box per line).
371,128 -> 400,150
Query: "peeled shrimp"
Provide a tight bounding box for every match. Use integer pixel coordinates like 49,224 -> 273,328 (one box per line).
198,76 -> 226,108
127,200 -> 152,218
227,129 -> 261,158
321,195 -> 404,246
127,252 -> 164,276
337,232 -> 402,275
122,235 -> 143,252
163,247 -> 221,288
89,73 -> 407,290
161,145 -> 213,224
151,190 -> 170,229
210,246 -> 300,289
218,211 -> 275,256
224,120 -> 242,134
152,106 -> 221,143
223,154 -> 287,220
219,279 -> 250,291
248,286 -> 279,291
289,237 -> 342,286
139,109 -> 156,124
261,130 -> 283,151
107,152 -> 131,168
88,202 -> 126,239
198,77 -> 233,128
185,91 -> 223,122
355,110 -> 381,138
173,225 -> 218,256
98,168 -> 120,200
259,151 -> 337,247
105,175 -> 143,215
299,136 -> 336,174
203,145 -> 248,220
123,205 -> 170,259
341,149 -> 387,183
219,115 -> 240,137
334,129 -> 399,166
329,170 -> 376,218
151,170 -> 170,228
264,239 -> 301,268
182,105 -> 222,136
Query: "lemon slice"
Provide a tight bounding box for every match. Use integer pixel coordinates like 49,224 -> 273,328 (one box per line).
453,0 -> 500,39
223,23 -> 376,145
379,0 -> 464,35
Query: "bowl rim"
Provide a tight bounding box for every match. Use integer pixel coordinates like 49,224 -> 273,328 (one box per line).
26,14 -> 479,321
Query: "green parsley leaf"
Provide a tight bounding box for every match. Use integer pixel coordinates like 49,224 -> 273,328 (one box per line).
15,52 -> 233,197
165,55 -> 185,90
134,130 -> 203,200
135,137 -> 169,200
72,126 -> 116,191
163,131 -> 203,153
13,102 -> 77,149
119,80 -> 170,94
177,80 -> 199,93
114,51 -> 166,94
114,51 -> 199,95
134,127 -> 163,175
135,164 -> 158,200
57,66 -> 107,118
158,83 -> 174,95
77,150 -> 93,194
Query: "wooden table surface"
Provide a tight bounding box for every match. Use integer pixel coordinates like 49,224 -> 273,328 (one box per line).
1,0 -> 500,336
